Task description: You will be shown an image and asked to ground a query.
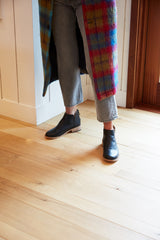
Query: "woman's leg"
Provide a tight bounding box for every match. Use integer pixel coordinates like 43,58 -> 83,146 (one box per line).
76,6 -> 119,161
45,1 -> 83,138
76,6 -> 118,128
52,0 -> 83,110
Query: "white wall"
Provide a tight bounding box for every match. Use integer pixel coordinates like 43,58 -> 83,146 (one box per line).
87,0 -> 132,107
0,0 -> 131,125
0,0 -> 37,123
0,0 -> 65,124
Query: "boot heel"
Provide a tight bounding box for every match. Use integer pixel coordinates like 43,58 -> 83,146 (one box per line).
70,126 -> 81,133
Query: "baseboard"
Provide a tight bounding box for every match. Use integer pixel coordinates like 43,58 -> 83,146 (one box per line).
36,101 -> 65,125
0,99 -> 36,124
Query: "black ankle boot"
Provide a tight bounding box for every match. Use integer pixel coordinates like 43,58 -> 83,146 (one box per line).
103,126 -> 119,162
45,109 -> 81,139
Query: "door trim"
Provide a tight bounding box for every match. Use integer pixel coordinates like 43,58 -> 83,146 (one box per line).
126,0 -> 149,108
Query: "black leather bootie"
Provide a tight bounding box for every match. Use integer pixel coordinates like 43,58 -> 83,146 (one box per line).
45,109 -> 81,139
103,126 -> 119,162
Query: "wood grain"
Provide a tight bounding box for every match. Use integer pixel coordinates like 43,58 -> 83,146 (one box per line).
127,0 -> 160,108
126,0 -> 149,108
0,101 -> 160,240
143,0 -> 160,105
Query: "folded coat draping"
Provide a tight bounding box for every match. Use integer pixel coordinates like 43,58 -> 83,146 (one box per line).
38,0 -> 118,100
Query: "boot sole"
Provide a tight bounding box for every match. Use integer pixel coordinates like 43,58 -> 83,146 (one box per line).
103,156 -> 119,163
45,126 -> 81,140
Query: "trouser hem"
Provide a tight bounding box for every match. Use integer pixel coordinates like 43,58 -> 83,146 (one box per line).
64,98 -> 84,108
97,115 -> 119,123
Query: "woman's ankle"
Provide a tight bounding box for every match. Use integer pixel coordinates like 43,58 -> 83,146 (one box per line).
103,121 -> 113,130
65,105 -> 77,115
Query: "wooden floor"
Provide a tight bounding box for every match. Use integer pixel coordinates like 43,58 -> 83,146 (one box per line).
0,100 -> 160,240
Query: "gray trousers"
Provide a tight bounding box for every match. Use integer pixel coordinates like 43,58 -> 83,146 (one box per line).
52,0 -> 118,122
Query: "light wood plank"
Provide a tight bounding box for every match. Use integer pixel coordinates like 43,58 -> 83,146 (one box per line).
0,220 -> 38,240
0,135 -> 160,239
0,193 -> 108,240
0,101 -> 160,240
0,178 -> 155,240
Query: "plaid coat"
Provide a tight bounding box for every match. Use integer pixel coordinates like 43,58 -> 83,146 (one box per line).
38,0 -> 118,100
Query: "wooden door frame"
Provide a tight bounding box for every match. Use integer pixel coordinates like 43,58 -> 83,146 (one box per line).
126,0 -> 149,108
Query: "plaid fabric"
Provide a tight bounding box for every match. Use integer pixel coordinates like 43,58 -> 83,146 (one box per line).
38,0 -> 54,95
82,0 -> 118,100
38,0 -> 118,100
